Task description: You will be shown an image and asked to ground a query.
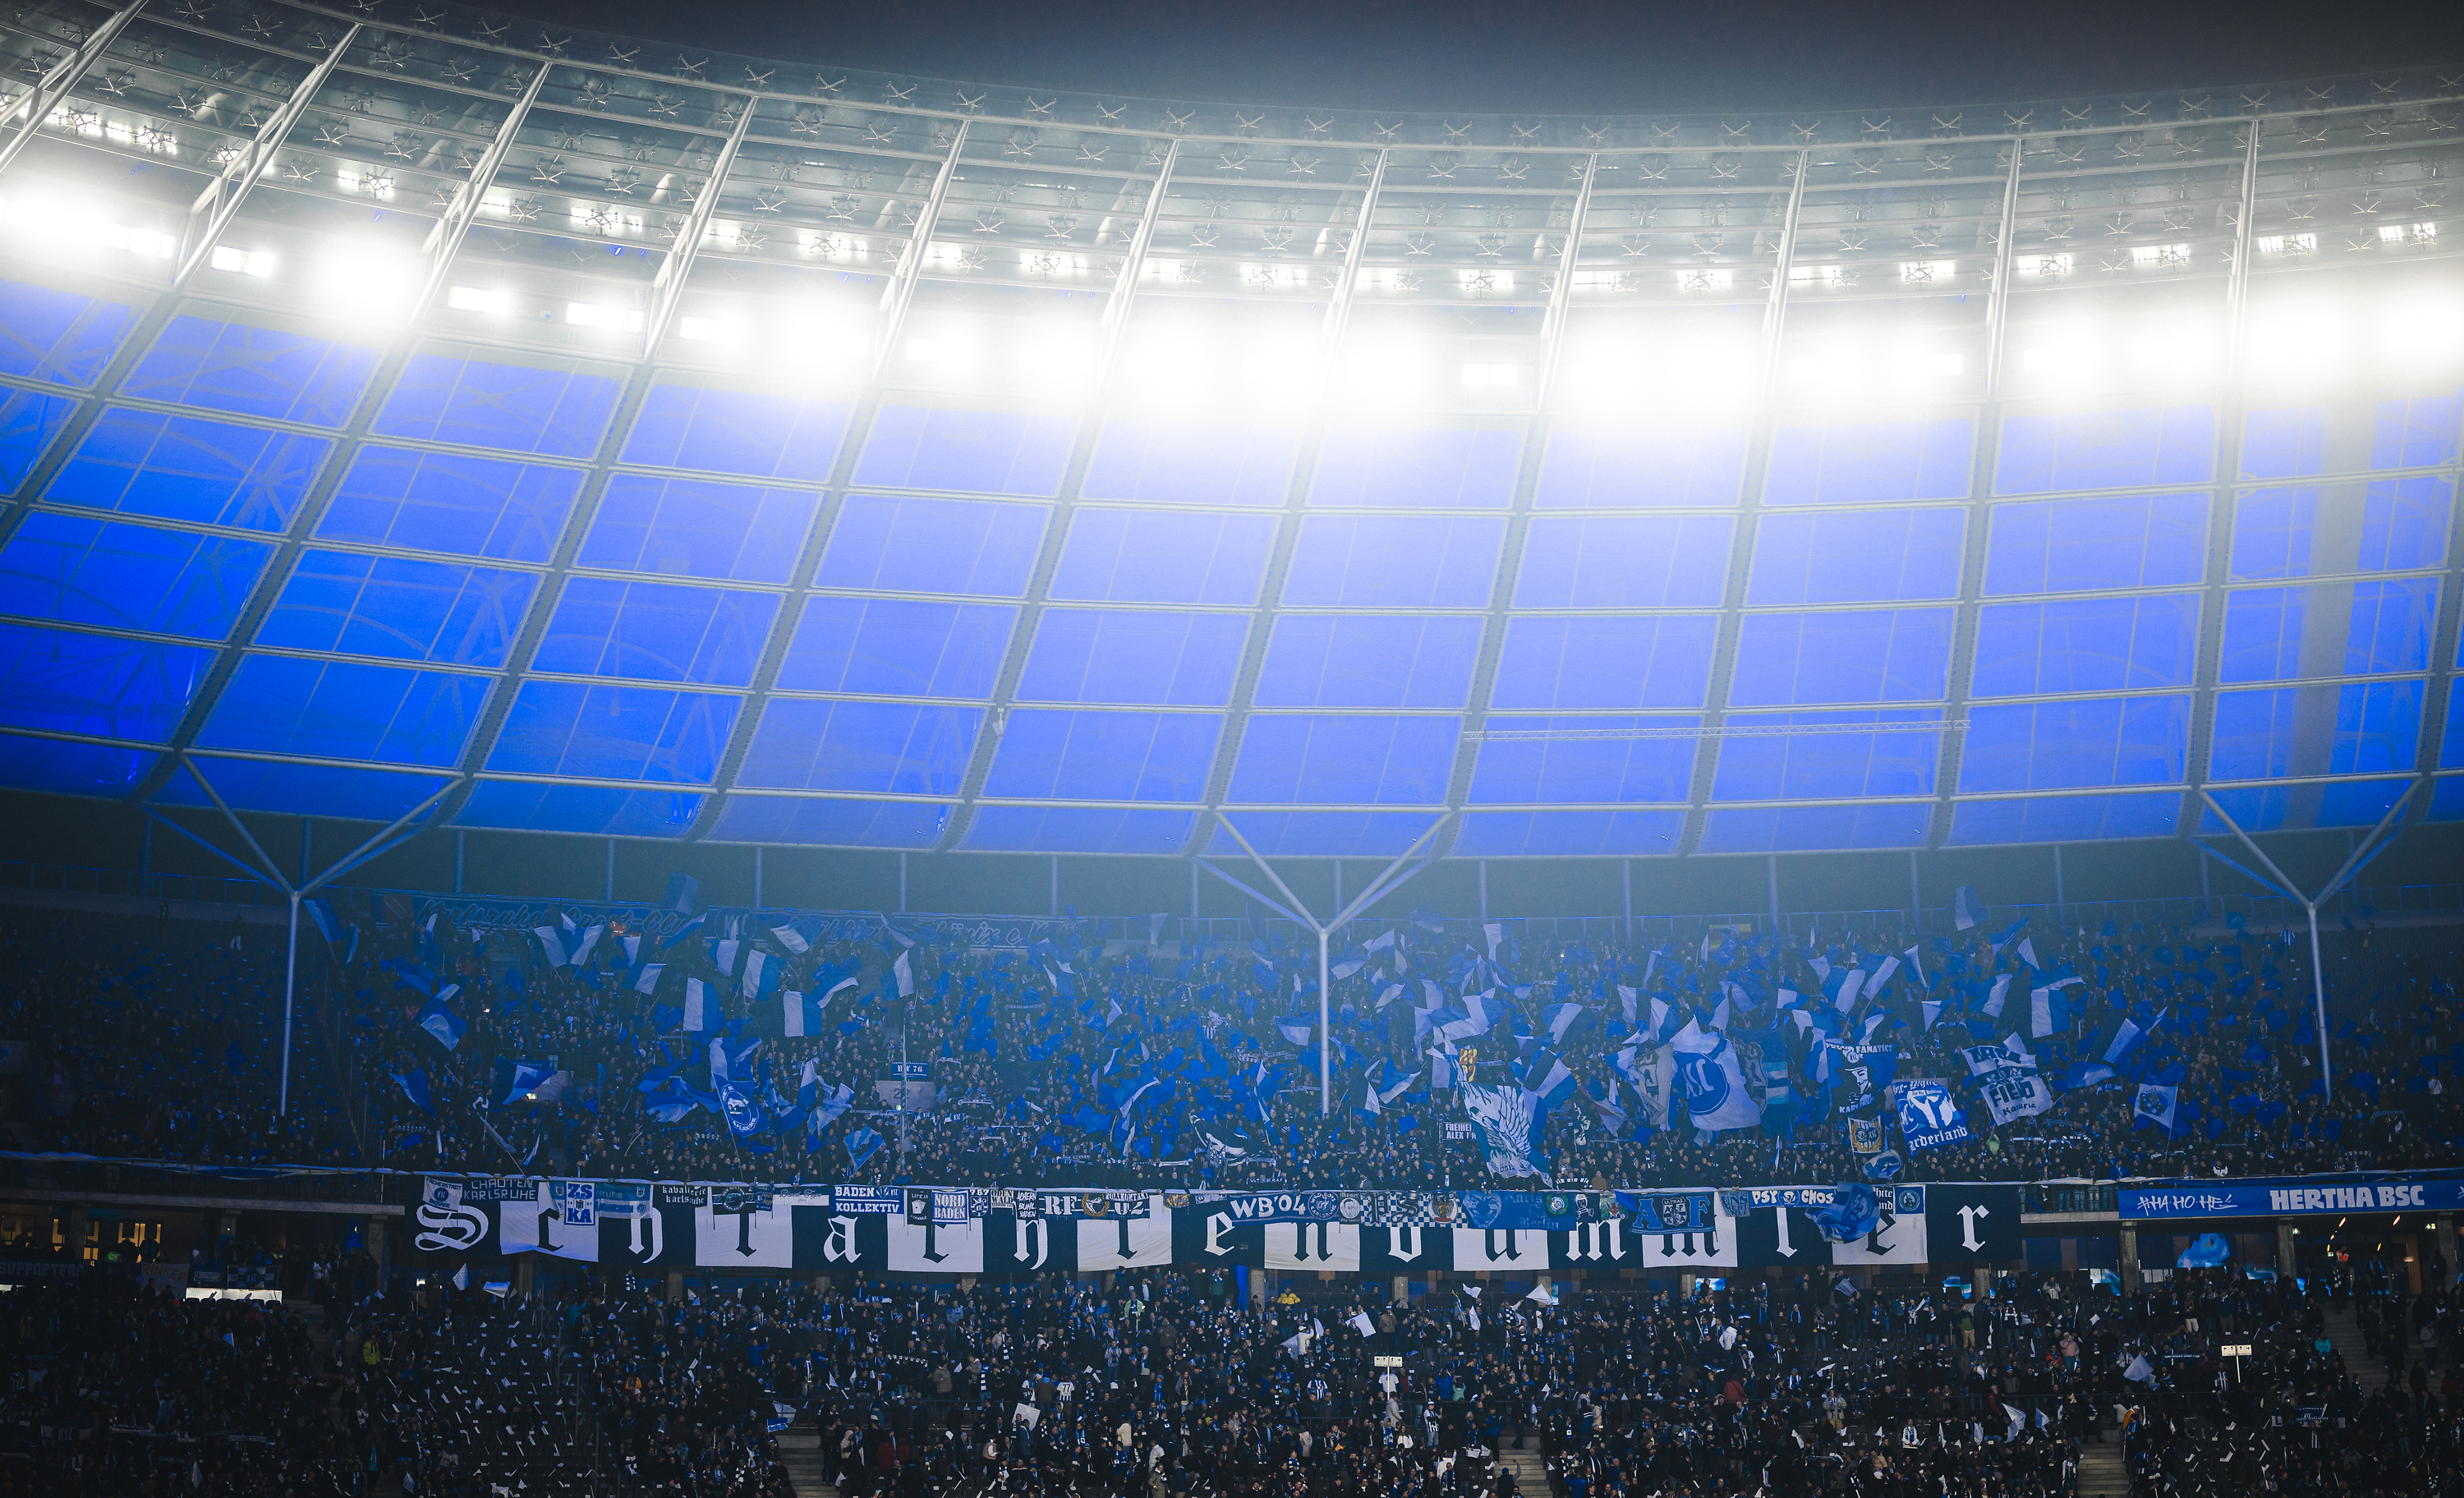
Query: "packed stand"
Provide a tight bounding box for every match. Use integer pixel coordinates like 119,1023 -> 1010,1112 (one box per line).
322,896 -> 2464,1190
0,907 -> 357,1165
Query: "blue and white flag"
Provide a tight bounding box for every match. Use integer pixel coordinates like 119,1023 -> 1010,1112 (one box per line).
390,1068 -> 433,1114
1542,1004 -> 1588,1045
741,948 -> 775,999
2132,1080 -> 2179,1130
770,920 -> 812,955
533,926 -> 570,968
1962,1042 -> 2054,1124
570,924 -> 605,968
633,963 -> 666,995
305,897 -> 342,947
1275,1018 -> 1314,1047
683,978 -> 713,1033
2030,972 -> 2085,1038
417,996 -> 466,1051
717,1081 -> 763,1137
1459,1081 -> 1550,1181
1895,1081 -> 1974,1151
661,871 -> 701,915
846,1124 -> 886,1169
1808,1183 -> 1879,1243
893,949 -> 914,999
494,1058 -> 557,1106
810,1082 -> 856,1131
1983,972 -> 2012,1019
783,990 -> 826,1037
1952,886 -> 1987,931
1671,1027 -> 1763,1133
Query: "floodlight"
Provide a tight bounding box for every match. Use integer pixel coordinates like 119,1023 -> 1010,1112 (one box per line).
309,249 -> 419,326
2370,295 -> 2464,370
678,315 -> 740,343
1459,361 -> 1518,388
446,285 -> 510,315
2241,303 -> 2350,380
210,244 -> 276,277
566,302 -> 645,332
775,304 -> 872,384
1333,333 -> 1435,407
1014,323 -> 1096,384
2255,233 -> 2317,256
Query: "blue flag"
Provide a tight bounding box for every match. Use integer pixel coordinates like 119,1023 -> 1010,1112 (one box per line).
846,1125 -> 886,1169
717,1081 -> 763,1137
390,1068 -> 432,1114
416,996 -> 466,1051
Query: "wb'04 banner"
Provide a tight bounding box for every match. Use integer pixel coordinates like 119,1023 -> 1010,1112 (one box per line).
411,1179 -> 2026,1275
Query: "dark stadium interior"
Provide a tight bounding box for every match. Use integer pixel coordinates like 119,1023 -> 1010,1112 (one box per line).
0,0 -> 2461,1495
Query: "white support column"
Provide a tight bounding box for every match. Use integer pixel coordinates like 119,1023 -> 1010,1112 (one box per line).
753,846 -> 764,910
641,95 -> 758,357
869,122 -> 974,383
899,851 -> 909,915
2052,844 -> 2065,913
453,829 -> 465,895
1768,855 -> 1781,928
1620,859 -> 1632,940
1478,861 -> 1487,922
1908,851 -> 1921,920
605,838 -> 615,902
1049,855 -> 1059,918
411,58 -> 551,324
175,24 -> 366,288
0,0 -> 153,179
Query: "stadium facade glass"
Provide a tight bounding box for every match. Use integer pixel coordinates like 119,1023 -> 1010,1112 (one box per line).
0,0 -> 2457,861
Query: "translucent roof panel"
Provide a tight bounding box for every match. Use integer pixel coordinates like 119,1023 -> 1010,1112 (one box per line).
0,28 -> 2453,857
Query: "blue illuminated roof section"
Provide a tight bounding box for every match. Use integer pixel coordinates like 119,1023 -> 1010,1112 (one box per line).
0,278 -> 2453,856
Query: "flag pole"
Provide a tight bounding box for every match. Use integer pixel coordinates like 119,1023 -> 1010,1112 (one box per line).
280,890 -> 299,1118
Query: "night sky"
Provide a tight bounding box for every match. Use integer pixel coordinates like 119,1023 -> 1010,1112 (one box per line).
493,0 -> 2461,117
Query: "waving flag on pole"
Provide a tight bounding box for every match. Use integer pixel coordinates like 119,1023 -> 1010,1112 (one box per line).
533,926 -> 571,968
417,996 -> 466,1051
1952,886 -> 1987,930
683,978 -> 712,1033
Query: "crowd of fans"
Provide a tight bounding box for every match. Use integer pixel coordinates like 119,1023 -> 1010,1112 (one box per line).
316,898 -> 2459,1192
0,895 -> 2456,1194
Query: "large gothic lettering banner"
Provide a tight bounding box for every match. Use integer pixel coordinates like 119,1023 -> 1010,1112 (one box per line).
407,1179 -> 2034,1275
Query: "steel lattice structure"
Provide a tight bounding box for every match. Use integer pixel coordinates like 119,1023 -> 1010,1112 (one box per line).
0,0 -> 2456,860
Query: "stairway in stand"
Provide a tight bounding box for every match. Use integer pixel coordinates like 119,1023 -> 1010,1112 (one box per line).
779,1417 -> 839,1498
2324,1306 -> 2388,1392
1493,1447 -> 1553,1497
2075,1436 -> 2129,1496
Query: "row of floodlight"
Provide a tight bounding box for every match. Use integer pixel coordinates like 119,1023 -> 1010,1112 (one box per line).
8,194 -> 2458,408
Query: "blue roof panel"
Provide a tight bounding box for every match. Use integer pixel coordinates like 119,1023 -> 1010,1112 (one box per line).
1947,791 -> 2182,845
853,402 -> 1076,494
0,733 -> 155,797
734,697 -> 980,795
375,352 -> 620,457
0,388 -> 79,495
1451,809 -> 1686,857
1487,615 -> 1717,711
202,656 -> 490,767
1281,516 -> 1504,608
1515,515 -> 1732,608
156,757 -> 449,821
710,793 -> 950,846
1995,404 -> 2214,494
1983,492 -> 2208,594
455,782 -> 705,837
531,578 -> 776,687
1763,416 -> 1974,505
0,512 -> 272,640
1466,716 -> 1696,804
51,408 -> 329,532
316,446 -> 583,563
2230,479 -> 2452,579
125,315 -> 378,427
1746,508 -> 1963,604
485,681 -> 738,783
776,596 -> 1014,699
1225,714 -> 1457,804
1309,423 -> 1520,508
1016,608 -> 1245,706
0,621 -> 209,742
621,379 -> 853,480
1083,417 -> 1299,507
1698,803 -> 1933,853
1048,508 -> 1278,605
1959,696 -> 2190,792
962,805 -> 1198,854
817,494 -> 1047,597
0,278 -> 137,387
2209,681 -> 2421,781
1729,608 -> 1952,706
579,475 -> 819,585
981,708 -> 1221,802
1533,423 -> 1749,509
1253,614 -> 1482,710
257,549 -> 533,667
1710,711 -> 1941,800
1970,595 -> 2199,697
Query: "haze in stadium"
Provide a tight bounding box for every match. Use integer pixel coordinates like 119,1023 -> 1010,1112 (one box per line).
0,0 -> 2458,1492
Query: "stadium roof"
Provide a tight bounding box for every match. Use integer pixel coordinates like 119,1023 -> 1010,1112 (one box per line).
0,0 -> 2457,859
